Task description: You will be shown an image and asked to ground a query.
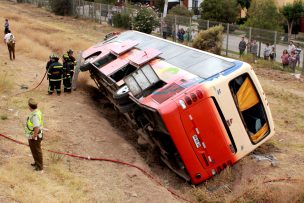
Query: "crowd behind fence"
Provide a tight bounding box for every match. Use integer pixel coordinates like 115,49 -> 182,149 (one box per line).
13,0 -> 304,66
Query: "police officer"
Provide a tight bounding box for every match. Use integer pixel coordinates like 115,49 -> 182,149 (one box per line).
47,54 -> 63,95
25,98 -> 44,171
62,54 -> 72,93
67,49 -> 76,82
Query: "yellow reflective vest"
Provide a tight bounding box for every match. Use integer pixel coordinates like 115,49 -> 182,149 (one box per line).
24,109 -> 43,139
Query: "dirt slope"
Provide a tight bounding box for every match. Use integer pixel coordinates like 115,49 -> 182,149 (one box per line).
0,1 -> 303,202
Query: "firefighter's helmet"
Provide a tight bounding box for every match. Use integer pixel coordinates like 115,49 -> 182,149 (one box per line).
51,54 -> 59,60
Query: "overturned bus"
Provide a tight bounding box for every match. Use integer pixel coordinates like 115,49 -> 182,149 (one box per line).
79,31 -> 275,184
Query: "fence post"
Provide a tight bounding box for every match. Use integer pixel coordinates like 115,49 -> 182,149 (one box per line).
160,13 -> 163,37
274,31 -> 277,52
100,3 -> 102,24
174,15 -> 177,42
207,20 -> 209,30
82,0 -> 84,19
189,16 -> 192,45
226,23 -> 229,56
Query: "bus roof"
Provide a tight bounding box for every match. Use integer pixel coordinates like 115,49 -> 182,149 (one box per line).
108,31 -> 236,80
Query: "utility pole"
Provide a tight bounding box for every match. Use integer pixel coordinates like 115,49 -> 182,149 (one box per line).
163,0 -> 168,17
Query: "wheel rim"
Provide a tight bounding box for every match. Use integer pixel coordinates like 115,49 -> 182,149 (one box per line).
84,56 -> 96,64
117,85 -> 129,95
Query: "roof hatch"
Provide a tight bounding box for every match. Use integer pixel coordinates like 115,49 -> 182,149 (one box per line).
110,40 -> 138,56
129,48 -> 161,67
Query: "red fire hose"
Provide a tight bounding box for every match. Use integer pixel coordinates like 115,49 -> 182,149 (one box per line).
12,70 -> 47,97
0,133 -> 193,203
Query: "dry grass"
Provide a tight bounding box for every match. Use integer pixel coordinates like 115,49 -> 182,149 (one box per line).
0,72 -> 13,93
0,160 -> 93,202
191,167 -> 235,202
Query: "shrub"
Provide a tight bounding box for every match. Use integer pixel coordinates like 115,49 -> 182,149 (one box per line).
133,7 -> 159,34
112,12 -> 131,29
49,0 -> 72,16
192,25 -> 224,55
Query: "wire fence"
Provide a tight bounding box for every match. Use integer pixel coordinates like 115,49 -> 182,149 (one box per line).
12,0 -> 303,64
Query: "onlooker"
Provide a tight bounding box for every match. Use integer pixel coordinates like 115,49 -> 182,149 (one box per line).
295,47 -> 301,67
183,29 -> 191,42
4,18 -> 9,34
250,40 -> 258,63
288,41 -> 296,54
191,29 -> 197,41
281,50 -> 289,70
238,36 -> 247,57
107,12 -> 112,26
289,51 -> 297,72
263,43 -> 271,60
269,45 -> 276,61
177,28 -> 185,42
161,19 -> 167,39
3,30 -> 16,60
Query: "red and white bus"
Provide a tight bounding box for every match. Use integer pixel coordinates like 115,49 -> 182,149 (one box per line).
79,31 -> 275,184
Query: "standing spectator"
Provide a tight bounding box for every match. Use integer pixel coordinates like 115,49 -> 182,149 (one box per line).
183,29 -> 191,42
4,18 -> 9,34
3,30 -> 16,60
295,47 -> 301,67
250,40 -> 258,63
107,12 -> 112,26
191,29 -> 197,41
238,36 -> 247,57
269,45 -> 276,61
289,51 -> 297,72
281,50 -> 289,70
161,19 -> 167,39
263,43 -> 271,60
288,41 -> 296,54
172,25 -> 176,42
177,28 -> 185,42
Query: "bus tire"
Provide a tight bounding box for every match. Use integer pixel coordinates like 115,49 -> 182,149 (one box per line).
113,85 -> 131,105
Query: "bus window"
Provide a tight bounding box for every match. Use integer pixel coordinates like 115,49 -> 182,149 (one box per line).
229,74 -> 270,144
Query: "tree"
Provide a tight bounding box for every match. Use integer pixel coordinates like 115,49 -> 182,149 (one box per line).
133,7 -> 159,34
200,0 -> 239,23
168,5 -> 193,17
280,0 -> 304,42
238,0 -> 250,9
49,0 -> 72,16
245,0 -> 281,30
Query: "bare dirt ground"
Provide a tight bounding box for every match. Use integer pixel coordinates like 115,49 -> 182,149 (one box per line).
0,1 -> 304,202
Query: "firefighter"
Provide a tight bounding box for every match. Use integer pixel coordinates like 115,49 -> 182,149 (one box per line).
45,54 -> 53,71
62,54 -> 72,93
67,49 -> 76,82
47,54 -> 63,95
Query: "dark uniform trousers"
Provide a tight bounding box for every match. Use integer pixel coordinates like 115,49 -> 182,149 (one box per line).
7,43 -> 15,60
49,80 -> 61,95
63,75 -> 72,92
28,138 -> 43,170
